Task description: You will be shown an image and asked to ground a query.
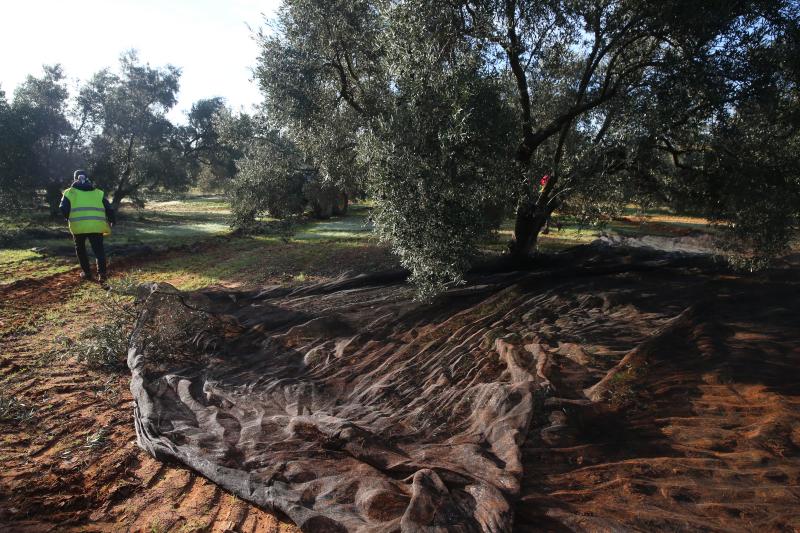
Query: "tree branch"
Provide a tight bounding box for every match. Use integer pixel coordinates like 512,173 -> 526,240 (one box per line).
324,59 -> 366,115
503,0 -> 536,162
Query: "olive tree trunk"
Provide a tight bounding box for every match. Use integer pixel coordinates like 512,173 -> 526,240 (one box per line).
509,202 -> 551,260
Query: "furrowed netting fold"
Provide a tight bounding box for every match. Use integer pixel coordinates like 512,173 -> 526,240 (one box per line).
128,245 -> 800,532
128,270 -> 540,532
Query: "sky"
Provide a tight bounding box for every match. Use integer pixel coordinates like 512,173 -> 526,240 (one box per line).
0,0 -> 281,124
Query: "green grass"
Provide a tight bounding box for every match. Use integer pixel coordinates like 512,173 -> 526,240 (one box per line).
107,202 -> 385,291
0,194 -> 233,285
2,196 -> 718,291
123,235 -> 394,291
0,249 -> 42,263
0,249 -> 74,285
117,196 -> 231,242
1,194 -> 231,248
293,205 -> 373,241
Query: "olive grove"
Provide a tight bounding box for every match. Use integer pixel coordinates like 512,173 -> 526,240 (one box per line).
0,53 -> 241,213
251,0 -> 799,295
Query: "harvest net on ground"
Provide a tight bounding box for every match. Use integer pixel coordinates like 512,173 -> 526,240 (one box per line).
128,245 -> 800,532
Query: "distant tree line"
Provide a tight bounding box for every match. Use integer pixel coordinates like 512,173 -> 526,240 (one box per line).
0,50 -> 350,220
249,0 -> 800,296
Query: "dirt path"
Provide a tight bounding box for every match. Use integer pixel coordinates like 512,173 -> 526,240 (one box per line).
0,239 -> 223,335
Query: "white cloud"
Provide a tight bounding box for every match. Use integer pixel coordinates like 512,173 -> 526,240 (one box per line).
0,0 -> 281,123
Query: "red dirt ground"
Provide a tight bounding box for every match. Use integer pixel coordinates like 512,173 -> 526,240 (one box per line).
0,241 -> 315,532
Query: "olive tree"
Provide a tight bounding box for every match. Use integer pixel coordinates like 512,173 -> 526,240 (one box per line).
181,97 -> 244,189
254,0 -> 383,216
255,0 -> 799,294
0,88 -> 36,208
227,113 -> 310,227
81,51 -> 188,209
8,65 -> 80,214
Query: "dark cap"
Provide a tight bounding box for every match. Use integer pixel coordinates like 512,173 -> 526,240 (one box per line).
73,169 -> 89,180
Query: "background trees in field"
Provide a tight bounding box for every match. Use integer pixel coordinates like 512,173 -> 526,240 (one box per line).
180,97 -> 243,190
81,51 -> 188,210
0,49 -> 363,222
0,53 -> 241,214
0,88 -> 35,209
1,65 -> 80,214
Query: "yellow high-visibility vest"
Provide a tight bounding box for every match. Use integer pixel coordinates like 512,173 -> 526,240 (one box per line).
63,188 -> 111,236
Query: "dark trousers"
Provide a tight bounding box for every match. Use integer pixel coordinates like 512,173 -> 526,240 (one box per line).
73,233 -> 107,275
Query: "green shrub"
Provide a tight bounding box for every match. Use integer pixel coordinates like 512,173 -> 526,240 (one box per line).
0,395 -> 36,423
72,279 -> 139,371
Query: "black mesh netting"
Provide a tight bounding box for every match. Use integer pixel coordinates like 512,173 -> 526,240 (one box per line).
127,244 -> 800,532
128,268 -> 546,532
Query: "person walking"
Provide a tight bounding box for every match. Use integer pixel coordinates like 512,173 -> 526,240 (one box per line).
59,169 -> 115,282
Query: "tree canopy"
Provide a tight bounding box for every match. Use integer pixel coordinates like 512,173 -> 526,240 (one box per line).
253,0 -> 800,295
181,97 -> 243,188
2,65 -> 80,213
81,51 -> 188,209
0,53 -> 237,213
